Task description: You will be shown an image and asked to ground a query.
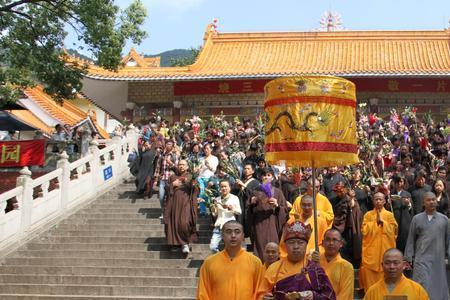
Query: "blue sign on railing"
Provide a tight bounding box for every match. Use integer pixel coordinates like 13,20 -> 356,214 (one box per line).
103,166 -> 113,181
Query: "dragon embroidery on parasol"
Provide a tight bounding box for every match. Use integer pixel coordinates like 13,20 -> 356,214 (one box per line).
265,107 -> 335,136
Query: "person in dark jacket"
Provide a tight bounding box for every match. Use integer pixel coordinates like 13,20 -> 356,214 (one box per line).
135,141 -> 158,199
390,174 -> 413,252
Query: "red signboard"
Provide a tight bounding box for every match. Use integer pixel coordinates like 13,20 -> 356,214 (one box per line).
174,79 -> 268,95
0,139 -> 45,167
174,78 -> 450,95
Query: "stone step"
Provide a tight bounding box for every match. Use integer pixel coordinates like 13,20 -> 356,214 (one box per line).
22,243 -> 212,252
31,235 -> 212,244
44,229 -> 211,238
0,295 -> 194,300
63,217 -> 212,225
79,208 -> 163,214
0,265 -> 198,277
0,284 -> 197,297
53,223 -> 212,231
0,274 -> 198,286
0,296 -> 194,300
72,213 -> 163,219
15,250 -> 210,260
4,257 -> 204,268
89,202 -> 162,207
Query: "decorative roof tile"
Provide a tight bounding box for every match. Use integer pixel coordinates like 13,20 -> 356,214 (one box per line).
85,29 -> 450,80
21,86 -> 109,138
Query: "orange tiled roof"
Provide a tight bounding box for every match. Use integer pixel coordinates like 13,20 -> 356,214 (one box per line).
85,28 -> 450,80
23,86 -> 110,139
9,109 -> 53,135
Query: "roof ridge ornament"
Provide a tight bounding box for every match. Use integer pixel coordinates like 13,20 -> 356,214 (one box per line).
203,18 -> 219,44
318,11 -> 344,32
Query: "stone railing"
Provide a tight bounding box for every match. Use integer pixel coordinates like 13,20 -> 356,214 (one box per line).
0,128 -> 139,252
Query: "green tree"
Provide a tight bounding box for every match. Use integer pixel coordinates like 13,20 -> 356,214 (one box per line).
0,0 -> 147,106
170,46 -> 201,67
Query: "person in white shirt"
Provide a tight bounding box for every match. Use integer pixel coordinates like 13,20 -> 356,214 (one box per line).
209,179 -> 241,252
197,143 -> 219,216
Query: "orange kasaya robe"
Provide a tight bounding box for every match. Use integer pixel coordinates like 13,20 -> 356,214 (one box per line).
290,193 -> 334,229
197,248 -> 265,300
359,208 -> 398,292
319,253 -> 354,300
279,214 -> 327,258
364,275 -> 430,300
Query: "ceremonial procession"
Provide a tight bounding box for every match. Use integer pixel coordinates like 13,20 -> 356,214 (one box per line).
1,1 -> 450,300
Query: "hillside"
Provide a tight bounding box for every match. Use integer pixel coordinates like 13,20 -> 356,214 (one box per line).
146,49 -> 194,67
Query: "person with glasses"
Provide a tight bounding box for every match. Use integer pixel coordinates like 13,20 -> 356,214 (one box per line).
312,229 -> 354,300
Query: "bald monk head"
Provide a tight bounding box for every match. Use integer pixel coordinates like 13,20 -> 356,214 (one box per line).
373,192 -> 386,211
382,248 -> 405,284
423,192 -> 437,214
264,242 -> 279,267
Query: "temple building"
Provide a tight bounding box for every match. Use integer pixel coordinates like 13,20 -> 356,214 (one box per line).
82,24 -> 450,123
7,86 -> 111,139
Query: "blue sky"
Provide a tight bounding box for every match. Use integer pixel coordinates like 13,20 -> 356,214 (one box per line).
84,0 -> 450,55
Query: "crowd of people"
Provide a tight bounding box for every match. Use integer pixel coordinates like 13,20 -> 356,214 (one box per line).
130,106 -> 450,300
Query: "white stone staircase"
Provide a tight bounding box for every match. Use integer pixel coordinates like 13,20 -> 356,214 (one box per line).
0,182 -> 212,299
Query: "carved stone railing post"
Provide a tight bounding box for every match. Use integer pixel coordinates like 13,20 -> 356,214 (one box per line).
16,167 -> 33,234
56,151 -> 70,211
89,140 -> 100,188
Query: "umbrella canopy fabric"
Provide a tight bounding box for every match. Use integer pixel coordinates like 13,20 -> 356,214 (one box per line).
264,76 -> 359,167
0,110 -> 38,131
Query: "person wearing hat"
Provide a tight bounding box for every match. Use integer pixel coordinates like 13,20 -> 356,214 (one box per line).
359,192 -> 398,292
260,221 -> 336,300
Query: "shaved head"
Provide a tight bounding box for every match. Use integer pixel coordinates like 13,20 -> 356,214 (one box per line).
383,248 -> 403,261
265,242 -> 279,250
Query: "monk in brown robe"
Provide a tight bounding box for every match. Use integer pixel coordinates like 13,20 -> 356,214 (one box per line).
248,168 -> 288,260
164,159 -> 199,254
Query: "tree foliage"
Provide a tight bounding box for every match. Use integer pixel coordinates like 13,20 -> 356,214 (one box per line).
170,46 -> 201,67
0,0 -> 147,106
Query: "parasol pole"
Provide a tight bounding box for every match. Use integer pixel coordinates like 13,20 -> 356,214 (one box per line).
312,161 -> 319,252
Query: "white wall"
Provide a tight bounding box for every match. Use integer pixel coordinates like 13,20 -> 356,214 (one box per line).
81,78 -> 128,121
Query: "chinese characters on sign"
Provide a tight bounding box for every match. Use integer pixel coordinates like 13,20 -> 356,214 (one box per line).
103,166 -> 113,181
0,140 -> 44,167
1,144 -> 20,164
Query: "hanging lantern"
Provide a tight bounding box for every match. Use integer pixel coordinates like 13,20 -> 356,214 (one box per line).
264,76 -> 359,167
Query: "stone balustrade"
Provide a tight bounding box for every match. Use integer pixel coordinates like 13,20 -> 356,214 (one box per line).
0,128 -> 139,253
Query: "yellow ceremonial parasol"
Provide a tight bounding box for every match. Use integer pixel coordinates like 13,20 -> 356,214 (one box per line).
264,76 -> 359,250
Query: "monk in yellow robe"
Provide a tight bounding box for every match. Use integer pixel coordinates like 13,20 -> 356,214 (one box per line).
316,228 -> 354,300
280,195 -> 327,258
197,220 -> 265,300
259,220 -> 336,300
359,192 -> 398,292
290,179 -> 334,228
364,248 -> 429,300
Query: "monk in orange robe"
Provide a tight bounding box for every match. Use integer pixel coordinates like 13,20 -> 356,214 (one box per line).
359,192 -> 398,292
364,248 -> 429,300
280,195 -> 327,258
290,178 -> 334,228
259,220 -> 336,300
315,228 -> 354,300
197,220 -> 265,300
